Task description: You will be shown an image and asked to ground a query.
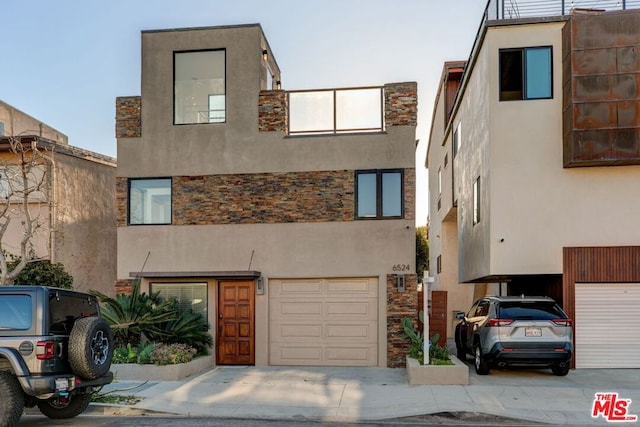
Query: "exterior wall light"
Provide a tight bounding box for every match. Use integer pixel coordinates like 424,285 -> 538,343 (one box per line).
276,80 -> 281,90
397,274 -> 406,292
262,49 -> 268,62
256,277 -> 265,295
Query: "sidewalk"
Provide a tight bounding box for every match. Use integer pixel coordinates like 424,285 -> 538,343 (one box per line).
98,362 -> 640,425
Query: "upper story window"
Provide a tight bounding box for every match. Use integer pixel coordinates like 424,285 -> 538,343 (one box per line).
453,122 -> 461,157
174,49 -> 226,125
437,168 -> 442,195
129,178 -> 171,225
473,176 -> 481,225
356,169 -> 403,219
500,46 -> 552,101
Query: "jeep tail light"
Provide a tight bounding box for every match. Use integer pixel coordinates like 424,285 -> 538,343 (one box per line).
487,319 -> 513,327
36,341 -> 55,359
552,318 -> 572,327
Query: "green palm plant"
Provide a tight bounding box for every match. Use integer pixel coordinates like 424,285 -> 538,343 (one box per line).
146,305 -> 213,355
91,279 -> 177,347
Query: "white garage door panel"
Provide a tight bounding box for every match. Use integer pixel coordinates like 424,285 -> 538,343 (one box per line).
269,278 -> 378,366
575,283 -> 640,369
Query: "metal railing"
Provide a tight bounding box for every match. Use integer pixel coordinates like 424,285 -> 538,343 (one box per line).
487,0 -> 640,20
287,86 -> 384,135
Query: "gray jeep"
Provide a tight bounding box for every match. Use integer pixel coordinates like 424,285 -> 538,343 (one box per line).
0,286 -> 114,426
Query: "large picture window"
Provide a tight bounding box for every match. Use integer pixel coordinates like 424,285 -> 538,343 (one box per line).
174,50 -> 226,124
129,178 -> 171,225
500,46 -> 552,101
151,283 -> 207,320
356,169 -> 403,219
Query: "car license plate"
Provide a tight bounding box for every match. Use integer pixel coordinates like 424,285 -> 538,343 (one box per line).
55,378 -> 69,391
525,327 -> 542,337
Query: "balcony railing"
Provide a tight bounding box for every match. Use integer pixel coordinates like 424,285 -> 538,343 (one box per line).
487,0 -> 640,20
288,86 -> 384,135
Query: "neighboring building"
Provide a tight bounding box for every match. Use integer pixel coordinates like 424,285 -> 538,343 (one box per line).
427,1 -> 640,369
115,24 -> 418,368
0,101 -> 116,294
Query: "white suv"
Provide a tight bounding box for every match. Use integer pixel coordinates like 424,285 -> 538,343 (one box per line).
455,296 -> 573,376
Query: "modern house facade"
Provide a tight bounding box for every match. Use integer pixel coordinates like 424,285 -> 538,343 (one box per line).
115,24 -> 418,368
0,101 -> 116,294
427,1 -> 640,369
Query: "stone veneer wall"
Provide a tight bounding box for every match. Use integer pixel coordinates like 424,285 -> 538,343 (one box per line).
387,273 -> 418,368
117,169 -> 415,226
384,82 -> 418,127
115,279 -> 134,295
115,96 -> 141,138
258,90 -> 287,132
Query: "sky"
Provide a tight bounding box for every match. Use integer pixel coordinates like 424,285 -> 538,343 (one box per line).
1,0 -> 488,226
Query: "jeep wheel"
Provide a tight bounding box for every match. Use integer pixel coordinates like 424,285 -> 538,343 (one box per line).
0,371 -> 24,427
474,343 -> 490,375
69,316 -> 114,380
37,393 -> 91,419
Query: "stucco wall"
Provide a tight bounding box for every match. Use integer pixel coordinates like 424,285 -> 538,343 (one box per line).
53,153 -> 116,294
0,101 -> 67,144
452,36 -> 491,283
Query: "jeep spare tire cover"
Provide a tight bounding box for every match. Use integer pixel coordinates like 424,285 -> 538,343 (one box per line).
69,316 -> 114,380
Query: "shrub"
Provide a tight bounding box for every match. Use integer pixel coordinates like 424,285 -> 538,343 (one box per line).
149,343 -> 197,366
112,343 -> 138,364
91,279 -> 177,347
403,312 -> 452,365
145,304 -> 213,355
137,342 -> 156,364
11,260 -> 73,289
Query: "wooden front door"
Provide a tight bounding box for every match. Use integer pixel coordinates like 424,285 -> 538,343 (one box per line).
217,280 -> 255,365
429,290 -> 448,347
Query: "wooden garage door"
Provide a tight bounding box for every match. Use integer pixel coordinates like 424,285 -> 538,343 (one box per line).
575,283 -> 640,368
269,278 -> 378,366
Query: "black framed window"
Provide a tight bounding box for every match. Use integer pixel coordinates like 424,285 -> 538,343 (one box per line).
355,169 -> 403,219
128,178 -> 172,225
500,46 -> 552,101
174,49 -> 226,124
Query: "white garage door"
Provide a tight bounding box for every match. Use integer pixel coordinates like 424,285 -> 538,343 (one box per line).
575,283 -> 640,368
269,277 -> 378,366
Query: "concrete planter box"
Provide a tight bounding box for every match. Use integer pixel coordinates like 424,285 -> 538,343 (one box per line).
406,355 -> 469,385
111,356 -> 214,381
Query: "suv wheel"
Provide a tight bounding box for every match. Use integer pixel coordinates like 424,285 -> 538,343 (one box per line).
474,343 -> 490,375
551,363 -> 570,376
69,317 -> 114,380
0,371 -> 24,427
37,393 -> 91,419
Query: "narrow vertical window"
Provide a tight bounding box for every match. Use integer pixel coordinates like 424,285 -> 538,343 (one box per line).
174,50 -> 226,124
473,176 -> 481,225
436,255 -> 442,274
437,168 -> 442,195
453,122 -> 461,157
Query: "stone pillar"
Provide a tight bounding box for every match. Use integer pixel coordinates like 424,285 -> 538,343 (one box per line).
384,82 -> 418,127
116,177 -> 127,227
387,273 -> 419,368
116,96 -> 141,138
258,90 -> 287,133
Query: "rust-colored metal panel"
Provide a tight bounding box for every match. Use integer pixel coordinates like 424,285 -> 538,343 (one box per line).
429,291 -> 447,347
563,246 -> 640,368
563,10 -> 640,167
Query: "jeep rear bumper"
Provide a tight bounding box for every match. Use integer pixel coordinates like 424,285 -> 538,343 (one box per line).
19,371 -> 113,398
